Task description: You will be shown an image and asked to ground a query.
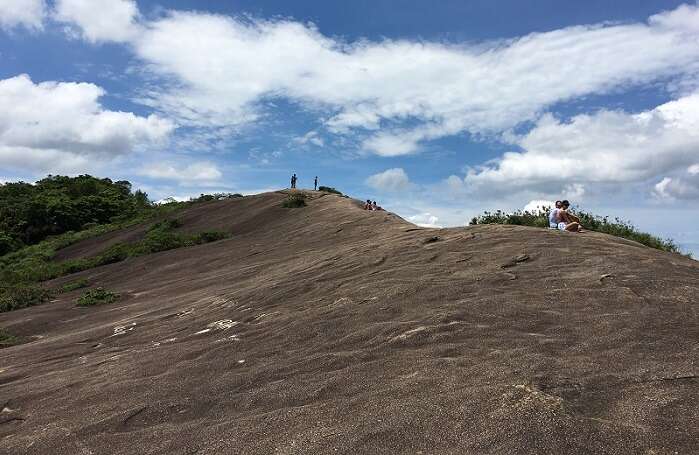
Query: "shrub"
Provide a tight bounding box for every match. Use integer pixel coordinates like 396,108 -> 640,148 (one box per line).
0,284 -> 53,312
470,207 -> 683,254
149,218 -> 183,231
61,278 -> 89,292
282,192 -> 307,208
97,243 -> 131,265
0,202 -> 231,312
191,193 -> 243,202
195,231 -> 229,244
318,186 -> 342,195
76,287 -> 119,307
0,328 -> 19,348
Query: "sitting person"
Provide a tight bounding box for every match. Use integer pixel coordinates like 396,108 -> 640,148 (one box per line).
557,200 -> 583,232
549,200 -> 562,228
364,199 -> 372,210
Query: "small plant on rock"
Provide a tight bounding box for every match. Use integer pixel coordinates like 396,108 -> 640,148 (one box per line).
282,192 -> 307,208
318,186 -> 342,195
76,287 -> 119,307
61,278 -> 89,292
0,328 -> 20,348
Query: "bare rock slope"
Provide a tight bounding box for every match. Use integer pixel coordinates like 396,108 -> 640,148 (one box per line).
1,191 -> 698,454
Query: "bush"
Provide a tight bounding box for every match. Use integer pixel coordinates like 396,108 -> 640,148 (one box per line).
282,192 -> 307,208
0,328 -> 20,348
195,231 -> 229,244
61,278 -> 89,292
191,193 -> 244,202
0,193 -> 232,312
76,287 -> 119,307
149,218 -> 183,231
470,207 -> 683,254
0,284 -> 53,312
97,243 -> 132,265
318,186 -> 342,195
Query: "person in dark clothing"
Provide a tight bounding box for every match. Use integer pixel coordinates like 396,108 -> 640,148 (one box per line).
291,174 -> 297,189
314,176 -> 318,191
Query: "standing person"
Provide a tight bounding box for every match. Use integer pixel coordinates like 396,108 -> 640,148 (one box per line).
314,176 -> 318,191
290,174 -> 297,189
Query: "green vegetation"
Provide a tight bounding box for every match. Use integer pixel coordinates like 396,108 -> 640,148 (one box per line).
282,192 -> 307,208
0,328 -> 20,348
0,175 -> 234,313
0,218 -> 229,308
470,207 -> 683,254
0,283 -> 53,312
0,175 -> 151,256
191,193 -> 244,202
318,186 -> 343,195
76,287 -> 119,307
61,278 -> 89,292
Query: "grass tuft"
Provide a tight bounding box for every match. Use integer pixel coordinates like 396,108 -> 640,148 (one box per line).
282,192 -> 307,208
76,287 -> 119,307
318,186 -> 343,195
0,328 -> 20,348
0,284 -> 53,312
61,278 -> 89,292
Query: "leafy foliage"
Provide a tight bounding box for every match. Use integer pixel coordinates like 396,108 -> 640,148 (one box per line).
0,328 -> 20,348
76,287 -> 119,307
191,193 -> 244,202
282,192 -> 307,208
318,186 -> 343,195
0,175 -> 151,255
61,278 -> 89,292
0,181 -> 231,313
470,207 -> 683,254
0,283 -> 53,312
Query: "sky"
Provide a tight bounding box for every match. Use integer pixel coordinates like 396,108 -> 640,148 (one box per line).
1,0 -> 699,256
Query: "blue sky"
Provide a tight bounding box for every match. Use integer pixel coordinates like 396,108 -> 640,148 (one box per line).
1,1 -> 699,256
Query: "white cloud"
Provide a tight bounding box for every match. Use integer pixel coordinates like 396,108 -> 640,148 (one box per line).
365,168 -> 411,192
407,212 -> 442,228
53,0 -> 140,43
362,133 -> 420,157
51,3 -> 699,154
523,200 -> 555,214
0,0 -> 45,30
138,161 -> 222,184
294,131 -> 324,147
461,91 -> 699,196
0,74 -> 173,174
652,165 -> 699,200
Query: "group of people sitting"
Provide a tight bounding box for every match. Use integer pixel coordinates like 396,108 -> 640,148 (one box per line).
549,200 -> 584,232
363,199 -> 383,211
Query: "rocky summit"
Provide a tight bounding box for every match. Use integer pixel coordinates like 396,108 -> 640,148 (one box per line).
1,191 -> 697,454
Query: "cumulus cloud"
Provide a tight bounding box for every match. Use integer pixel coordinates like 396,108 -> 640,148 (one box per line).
138,161 -> 222,184
53,0 -> 141,43
653,163 -> 699,200
460,91 -> 699,197
407,212 -> 442,228
50,2 -> 699,154
523,200 -> 555,214
0,0 -> 45,30
365,168 -> 411,192
0,74 -> 173,174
